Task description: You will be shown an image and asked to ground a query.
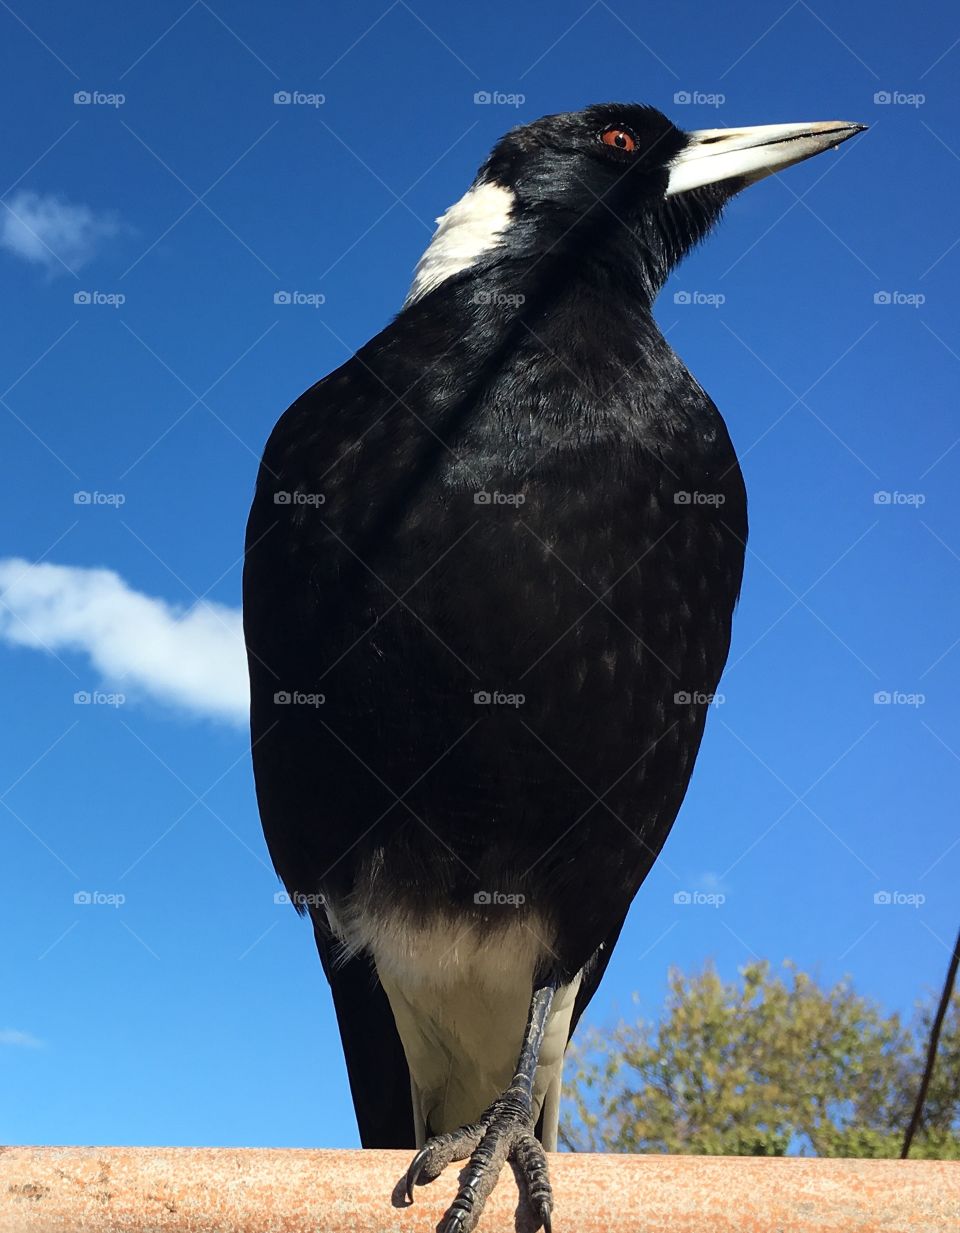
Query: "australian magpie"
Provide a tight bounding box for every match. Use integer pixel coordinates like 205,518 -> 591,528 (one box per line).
243,104 -> 864,1232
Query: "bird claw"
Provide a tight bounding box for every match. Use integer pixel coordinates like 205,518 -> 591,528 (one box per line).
403,1099 -> 552,1233
404,1145 -> 432,1202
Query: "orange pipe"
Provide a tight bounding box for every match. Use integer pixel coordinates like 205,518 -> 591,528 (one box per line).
0,1146 -> 956,1233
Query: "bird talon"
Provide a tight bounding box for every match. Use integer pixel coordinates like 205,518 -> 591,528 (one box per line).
405,1145 -> 432,1201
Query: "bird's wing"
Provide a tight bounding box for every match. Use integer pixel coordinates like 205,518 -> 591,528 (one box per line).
568,911 -> 629,1043
244,362 -> 423,1148
312,916 -> 416,1148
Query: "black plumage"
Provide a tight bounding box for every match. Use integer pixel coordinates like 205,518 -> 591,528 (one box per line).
243,103 -> 863,1231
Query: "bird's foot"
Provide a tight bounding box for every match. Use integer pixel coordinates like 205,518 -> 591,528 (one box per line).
405,1096 -> 551,1233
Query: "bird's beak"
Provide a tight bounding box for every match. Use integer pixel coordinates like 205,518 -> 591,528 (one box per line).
665,120 -> 866,196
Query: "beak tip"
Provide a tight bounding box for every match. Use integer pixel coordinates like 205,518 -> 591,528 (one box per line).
834,121 -> 868,146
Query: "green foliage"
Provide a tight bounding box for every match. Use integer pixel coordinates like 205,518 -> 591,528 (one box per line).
560,961 -> 960,1159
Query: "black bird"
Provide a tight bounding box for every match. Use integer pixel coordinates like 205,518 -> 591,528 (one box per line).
243,104 -> 864,1232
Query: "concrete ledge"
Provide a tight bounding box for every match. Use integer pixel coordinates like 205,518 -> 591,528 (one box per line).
1,1146 -> 957,1233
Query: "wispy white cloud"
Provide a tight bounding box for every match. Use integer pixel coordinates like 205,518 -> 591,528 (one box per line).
0,1028 -> 43,1048
0,190 -> 122,275
0,559 -> 248,725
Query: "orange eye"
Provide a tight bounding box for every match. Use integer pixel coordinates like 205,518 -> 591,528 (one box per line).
600,126 -> 637,152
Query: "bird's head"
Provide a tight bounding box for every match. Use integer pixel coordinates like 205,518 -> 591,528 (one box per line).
406,103 -> 865,306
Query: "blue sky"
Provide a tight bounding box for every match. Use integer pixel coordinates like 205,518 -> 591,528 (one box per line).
1,0 -> 958,1150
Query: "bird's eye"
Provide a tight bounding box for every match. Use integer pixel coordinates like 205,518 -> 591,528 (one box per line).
600,126 -> 637,153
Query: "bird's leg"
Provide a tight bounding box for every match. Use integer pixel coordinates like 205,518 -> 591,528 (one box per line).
405,979 -> 556,1233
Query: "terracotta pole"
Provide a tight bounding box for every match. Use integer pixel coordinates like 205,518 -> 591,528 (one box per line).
0,1146 -> 957,1233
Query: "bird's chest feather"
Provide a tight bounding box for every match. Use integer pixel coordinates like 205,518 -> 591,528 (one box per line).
334,393 -> 745,698
313,401 -> 742,841
251,320 -> 747,975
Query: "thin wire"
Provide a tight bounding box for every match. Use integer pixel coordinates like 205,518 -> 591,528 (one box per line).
901,924 -> 960,1158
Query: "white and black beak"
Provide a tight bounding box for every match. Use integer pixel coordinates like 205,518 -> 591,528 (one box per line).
666,120 -> 867,196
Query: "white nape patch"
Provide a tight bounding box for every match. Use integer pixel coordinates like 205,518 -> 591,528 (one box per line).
404,181 -> 515,306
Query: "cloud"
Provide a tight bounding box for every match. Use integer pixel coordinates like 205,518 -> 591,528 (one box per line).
0,559 -> 248,725
0,1029 -> 43,1048
0,190 -> 122,274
